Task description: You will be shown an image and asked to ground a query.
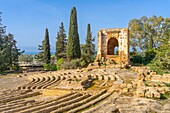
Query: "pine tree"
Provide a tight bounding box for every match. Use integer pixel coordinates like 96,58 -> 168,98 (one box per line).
35,40 -> 44,63
43,28 -> 51,64
67,7 -> 81,60
56,22 -> 67,59
0,13 -> 22,71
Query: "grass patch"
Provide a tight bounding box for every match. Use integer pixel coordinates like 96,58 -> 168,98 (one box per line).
144,81 -> 150,86
160,91 -> 170,100
164,82 -> 170,87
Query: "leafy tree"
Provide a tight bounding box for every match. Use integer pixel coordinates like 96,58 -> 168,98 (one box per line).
19,54 -> 34,63
151,30 -> 170,72
43,28 -> 51,64
0,12 -> 23,71
0,34 -> 22,71
67,7 -> 81,60
129,16 -> 170,51
56,22 -> 67,59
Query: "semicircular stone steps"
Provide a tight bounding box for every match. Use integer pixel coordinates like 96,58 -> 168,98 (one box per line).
18,69 -> 121,91
19,92 -> 82,113
22,74 -> 47,90
31,75 -> 51,90
41,75 -> 60,89
18,73 -> 61,90
6,90 -> 109,113
18,75 -> 42,90
3,92 -> 75,113
37,75 -> 56,89
50,89 -> 109,113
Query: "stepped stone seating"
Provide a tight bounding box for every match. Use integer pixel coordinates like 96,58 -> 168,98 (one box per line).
35,94 -> 90,113
30,75 -> 47,89
18,73 -> 64,90
51,89 -> 108,113
43,76 -> 60,89
2,92 -> 75,113
0,100 -> 37,112
18,75 -> 42,90
5,101 -> 44,113
54,75 -> 93,90
67,91 -> 112,113
19,93 -> 81,113
108,75 -> 116,80
0,91 -> 41,103
32,76 -> 51,89
36,75 -> 55,89
0,90 -> 32,101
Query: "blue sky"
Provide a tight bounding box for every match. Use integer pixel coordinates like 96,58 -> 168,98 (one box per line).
0,0 -> 170,52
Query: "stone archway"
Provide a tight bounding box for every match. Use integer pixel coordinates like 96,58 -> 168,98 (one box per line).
107,38 -> 118,55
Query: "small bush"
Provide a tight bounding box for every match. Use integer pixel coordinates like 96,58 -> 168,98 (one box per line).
160,92 -> 170,99
80,60 -> 87,67
130,54 -> 143,64
61,62 -> 72,69
61,59 -> 82,69
43,64 -> 57,71
110,60 -> 116,64
56,58 -> 64,70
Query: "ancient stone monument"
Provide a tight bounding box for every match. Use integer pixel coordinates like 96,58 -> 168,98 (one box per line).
96,28 -> 130,64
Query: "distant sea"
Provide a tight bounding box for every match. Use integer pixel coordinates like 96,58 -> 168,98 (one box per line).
24,52 -> 38,55
24,52 -> 55,55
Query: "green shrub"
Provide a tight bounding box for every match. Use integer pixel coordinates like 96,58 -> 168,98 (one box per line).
110,60 -> 116,64
56,58 -> 64,70
80,60 -> 87,67
81,52 -> 95,63
43,64 -> 57,71
61,62 -> 72,69
10,66 -> 21,71
160,92 -> 170,99
130,54 -> 143,64
143,49 -> 156,65
71,59 -> 81,68
61,59 -> 82,69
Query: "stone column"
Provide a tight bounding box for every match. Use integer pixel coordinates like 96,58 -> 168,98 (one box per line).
96,31 -> 102,60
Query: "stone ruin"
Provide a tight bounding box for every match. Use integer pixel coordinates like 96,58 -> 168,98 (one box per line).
96,28 -> 130,65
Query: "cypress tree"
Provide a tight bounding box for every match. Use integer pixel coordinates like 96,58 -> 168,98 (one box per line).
67,7 -> 81,60
82,24 -> 95,63
56,22 -> 67,58
43,28 -> 51,64
85,24 -> 95,56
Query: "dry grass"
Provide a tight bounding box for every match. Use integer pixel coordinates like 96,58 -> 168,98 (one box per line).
42,89 -> 71,96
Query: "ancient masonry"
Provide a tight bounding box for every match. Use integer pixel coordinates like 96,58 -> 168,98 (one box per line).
96,28 -> 130,64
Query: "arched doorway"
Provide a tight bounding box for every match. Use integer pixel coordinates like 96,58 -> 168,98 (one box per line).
107,38 -> 118,55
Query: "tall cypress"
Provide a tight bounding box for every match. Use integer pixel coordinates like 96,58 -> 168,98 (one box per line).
67,7 -> 81,60
83,24 -> 95,63
43,28 -> 51,64
85,24 -> 94,55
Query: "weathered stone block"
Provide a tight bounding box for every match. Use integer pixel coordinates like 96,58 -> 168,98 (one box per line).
150,71 -> 157,75
136,89 -> 145,97
127,84 -> 133,89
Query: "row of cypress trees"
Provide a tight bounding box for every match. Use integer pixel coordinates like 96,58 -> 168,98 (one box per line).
38,7 -> 95,64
